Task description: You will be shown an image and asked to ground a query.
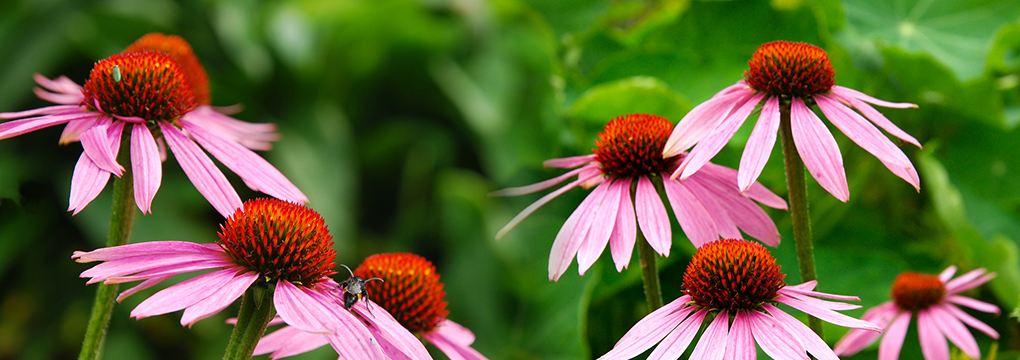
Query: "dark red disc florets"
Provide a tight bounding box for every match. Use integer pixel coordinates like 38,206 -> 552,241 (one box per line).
684,239 -> 786,310
82,51 -> 197,122
891,272 -> 945,312
218,198 -> 337,285
353,253 -> 448,334
593,114 -> 675,178
744,41 -> 835,98
123,33 -> 211,105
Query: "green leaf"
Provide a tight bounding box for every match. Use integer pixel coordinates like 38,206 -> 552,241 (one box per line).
567,76 -> 693,124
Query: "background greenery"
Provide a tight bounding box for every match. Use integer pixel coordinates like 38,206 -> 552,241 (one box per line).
1,0 -> 1019,359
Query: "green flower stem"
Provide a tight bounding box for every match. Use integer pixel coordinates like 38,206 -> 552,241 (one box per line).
79,143 -> 137,360
778,100 -> 824,337
636,230 -> 663,312
223,286 -> 276,360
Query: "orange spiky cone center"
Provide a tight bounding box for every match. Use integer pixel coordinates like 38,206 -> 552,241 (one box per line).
744,41 -> 835,98
81,51 -> 196,122
354,253 -> 449,334
593,114 -> 675,178
123,33 -> 211,105
684,239 -> 786,310
891,272 -> 945,312
218,198 -> 337,285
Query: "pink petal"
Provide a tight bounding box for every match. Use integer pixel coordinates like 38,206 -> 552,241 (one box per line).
490,166 -> 588,197
544,154 -> 597,169
721,310 -> 754,360
678,93 -> 765,180
577,179 -> 624,275
325,329 -> 387,360
763,304 -> 838,360
663,84 -> 753,157
0,104 -> 81,119
131,124 -> 162,214
833,302 -> 899,356
688,174 -> 780,246
34,74 -> 82,95
160,122 -> 243,217
182,120 -> 307,203
939,304 -> 999,339
116,275 -> 172,303
775,295 -> 882,331
254,326 -> 329,358
878,311 -> 911,360
646,308 -> 707,360
678,177 -> 741,240
424,329 -> 488,360
273,280 -> 341,334
778,285 -> 861,302
80,117 -> 124,176
917,309 -> 950,360
939,266 -> 958,283
928,305 -> 980,358
73,241 -> 224,262
946,295 -> 1000,314
945,268 -> 996,294
183,106 -> 280,150
635,176 -> 672,255
88,258 -> 235,284
495,175 -> 591,241
34,86 -> 82,104
661,179 -> 717,248
831,86 -> 918,109
746,310 -> 809,360
130,268 -> 245,319
180,271 -> 258,326
737,95 -> 781,193
599,297 -> 695,360
433,319 -> 476,346
352,300 -> 432,360
777,291 -> 861,311
68,152 -> 112,215
699,162 -> 787,210
688,309 -> 728,360
60,116 -> 100,144
0,112 -> 90,142
831,87 -> 920,147
790,97 -> 848,202
609,178 -> 637,271
549,181 -> 609,281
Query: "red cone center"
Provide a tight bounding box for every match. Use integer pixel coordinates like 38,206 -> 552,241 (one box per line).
744,41 -> 835,98
82,51 -> 197,122
593,114 -> 675,178
354,253 -> 449,334
684,239 -> 786,310
891,272 -> 945,312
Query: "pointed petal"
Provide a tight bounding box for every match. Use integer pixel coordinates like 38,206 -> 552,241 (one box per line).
598,297 -> 695,360
646,308 -> 707,360
833,303 -> 899,356
432,319 -> 475,346
689,309 -> 728,360
160,122 -> 243,217
182,120 -> 307,203
254,326 -> 329,358
778,285 -> 861,302
939,266 -> 958,283
549,181 -> 609,280
131,124 -> 162,214
945,269 -> 995,294
738,96 -> 781,192
661,179 -> 717,248
878,311 -> 911,360
763,304 -> 838,360
946,295 -> 1000,314
353,301 -> 433,360
721,310 -> 754,360
677,177 -> 741,240
831,86 -> 918,109
609,178 -> 637,271
664,85 -> 754,157
928,306 -> 980,358
831,88 -> 920,147
183,106 -> 280,150
776,295 -> 882,331
0,112 -> 83,140
180,271 -> 258,326
68,152 -> 112,215
495,175 -> 592,241
490,166 -> 587,197
917,309 -> 950,360
939,304 -> 999,339
130,268 -> 244,319
34,74 -> 82,95
117,275 -> 172,303
577,179 -> 624,275
273,280 -> 341,334
687,174 -> 780,246
790,97 -> 848,202
324,325 -> 387,360
678,93 -> 765,180
635,176 -> 672,255
700,162 -> 787,210
746,310 -> 809,360
544,154 -> 597,169
60,116 -> 100,144
80,117 -> 124,176
424,329 -> 488,360
73,241 -> 225,262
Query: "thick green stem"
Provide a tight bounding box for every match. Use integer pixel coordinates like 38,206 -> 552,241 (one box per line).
636,231 -> 663,312
79,144 -> 137,360
778,100 -> 824,337
223,286 -> 276,360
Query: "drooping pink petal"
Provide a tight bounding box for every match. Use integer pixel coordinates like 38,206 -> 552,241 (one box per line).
790,97 -> 848,202
433,319 -> 476,346
663,84 -> 753,157
939,265 -> 958,283
130,268 -> 245,319
946,295 -> 1000,314
68,152 -> 112,215
940,304 -> 999,339
635,176 -> 673,255
945,268 -> 996,294
677,93 -> 766,180
763,304 -> 838,360
0,104 -> 81,119
424,328 -> 488,360
833,302 -> 899,356
917,309 -> 950,360
688,308 -> 728,360
183,106 -> 280,150
698,162 -> 787,210
33,74 -> 82,94
646,308 -> 707,360
324,329 -> 387,360
160,122 -> 243,217
598,297 -> 695,360
103,259 -> 238,284
831,86 -> 918,109
775,295 -> 882,332
73,241 -> 225,262
496,175 -> 593,241
116,275 -> 172,303
678,177 -> 741,240
830,88 -> 920,147
721,310 -> 754,360
34,86 -> 81,104
80,117 -> 124,176
746,310 -> 809,360
549,181 -> 609,281
778,285 -> 862,302
182,120 -> 307,203
131,124 -> 162,214
738,95 -> 781,192
180,271 -> 258,327
878,311 -> 911,360
0,112 -> 91,142
352,300 -> 433,360
490,166 -> 588,197
609,178 -> 637,271
777,288 -> 862,311
687,174 -> 780,246
544,154 -> 597,169
273,280 -> 341,334
928,305 -> 980,358
253,326 -> 329,358
577,179 -> 624,275
661,179 -> 717,248
60,116 -> 100,144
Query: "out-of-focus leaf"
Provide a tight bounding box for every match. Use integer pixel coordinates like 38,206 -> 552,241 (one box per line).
567,76 -> 693,124
987,23 -> 1020,128
841,0 -> 1020,81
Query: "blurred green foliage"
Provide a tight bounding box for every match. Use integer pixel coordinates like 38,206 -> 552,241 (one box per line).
1,0 -> 1019,359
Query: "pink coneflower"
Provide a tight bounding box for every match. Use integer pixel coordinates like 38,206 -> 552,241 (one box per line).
72,199 -> 425,359
0,46 -> 304,217
494,114 -> 787,281
600,239 -> 881,360
663,41 -> 920,202
255,253 -> 486,360
834,266 -> 1000,360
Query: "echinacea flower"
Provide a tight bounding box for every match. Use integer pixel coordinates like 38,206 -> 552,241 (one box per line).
494,114 -> 787,281
72,199 -> 426,359
0,42 -> 305,217
600,239 -> 882,360
663,41 -> 920,202
834,266 -> 1000,360
255,253 -> 486,360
